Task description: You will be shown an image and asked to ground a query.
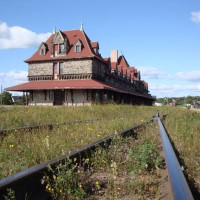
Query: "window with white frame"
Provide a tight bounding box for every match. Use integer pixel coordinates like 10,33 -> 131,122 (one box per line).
74,40 -> 82,53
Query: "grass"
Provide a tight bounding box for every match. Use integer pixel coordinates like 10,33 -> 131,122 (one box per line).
1,104 -> 200,198
0,105 -> 162,179
43,121 -> 162,199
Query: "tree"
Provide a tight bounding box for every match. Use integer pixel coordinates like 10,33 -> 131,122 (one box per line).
2,91 -> 13,105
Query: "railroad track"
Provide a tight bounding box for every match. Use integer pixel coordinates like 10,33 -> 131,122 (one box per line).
0,113 -> 134,136
0,112 -> 196,200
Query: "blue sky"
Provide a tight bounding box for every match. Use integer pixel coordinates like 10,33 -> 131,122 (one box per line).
0,0 -> 200,98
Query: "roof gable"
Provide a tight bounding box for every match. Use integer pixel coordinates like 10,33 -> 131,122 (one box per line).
25,29 -> 105,63
118,55 -> 130,68
52,30 -> 66,43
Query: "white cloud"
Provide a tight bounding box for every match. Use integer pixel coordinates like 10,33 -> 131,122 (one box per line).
138,66 -> 163,80
149,83 -> 200,97
174,71 -> 200,82
191,11 -> 200,23
0,22 -> 51,49
0,70 -> 28,87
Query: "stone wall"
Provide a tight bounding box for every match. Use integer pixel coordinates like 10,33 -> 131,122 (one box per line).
28,60 -> 93,77
29,90 -> 54,106
62,60 -> 92,74
29,89 -> 92,106
65,89 -> 91,106
29,62 -> 53,76
92,60 -> 107,77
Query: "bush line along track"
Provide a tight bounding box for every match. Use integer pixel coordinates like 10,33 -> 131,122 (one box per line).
0,112 -> 195,200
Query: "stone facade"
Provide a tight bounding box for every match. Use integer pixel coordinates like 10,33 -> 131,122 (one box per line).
28,60 -> 94,79
29,62 -> 53,76
29,90 -> 54,106
29,89 -> 92,106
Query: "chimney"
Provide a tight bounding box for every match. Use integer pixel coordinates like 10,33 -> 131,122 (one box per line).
111,50 -> 118,63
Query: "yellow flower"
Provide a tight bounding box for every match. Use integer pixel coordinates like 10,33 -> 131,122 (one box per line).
53,175 -> 56,180
95,181 -> 99,186
60,189 -> 62,193
9,144 -> 14,148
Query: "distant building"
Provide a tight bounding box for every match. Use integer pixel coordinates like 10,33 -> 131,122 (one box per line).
5,26 -> 154,106
172,99 -> 176,106
154,102 -> 163,106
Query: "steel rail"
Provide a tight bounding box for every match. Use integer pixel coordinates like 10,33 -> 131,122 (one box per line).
0,118 -> 99,136
154,112 -> 194,200
0,118 -> 152,199
0,113 -> 134,136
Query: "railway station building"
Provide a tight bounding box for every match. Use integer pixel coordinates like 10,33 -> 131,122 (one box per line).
5,26 -> 154,106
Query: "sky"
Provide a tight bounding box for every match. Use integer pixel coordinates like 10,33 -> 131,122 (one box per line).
0,0 -> 200,98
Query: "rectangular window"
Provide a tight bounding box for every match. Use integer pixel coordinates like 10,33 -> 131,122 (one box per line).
40,49 -> 44,55
76,45 -> 81,53
59,62 -> 64,74
59,44 -> 64,53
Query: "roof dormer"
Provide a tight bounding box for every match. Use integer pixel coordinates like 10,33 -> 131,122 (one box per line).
91,42 -> 99,54
74,39 -> 83,53
51,30 -> 69,56
39,42 -> 47,56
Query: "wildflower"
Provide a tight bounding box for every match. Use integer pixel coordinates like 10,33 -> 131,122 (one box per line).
46,184 -> 50,189
53,175 -> 56,180
98,134 -> 101,137
85,158 -> 89,162
141,119 -> 144,122
79,184 -> 82,188
59,189 -> 62,193
95,181 -> 99,187
9,144 -> 14,148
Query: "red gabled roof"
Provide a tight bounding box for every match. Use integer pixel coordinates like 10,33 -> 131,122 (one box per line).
5,80 -> 119,92
117,65 -> 123,73
111,62 -> 117,70
5,79 -> 153,99
118,55 -> 130,68
127,69 -> 131,78
25,30 -> 104,63
129,67 -> 136,72
91,41 -> 99,49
